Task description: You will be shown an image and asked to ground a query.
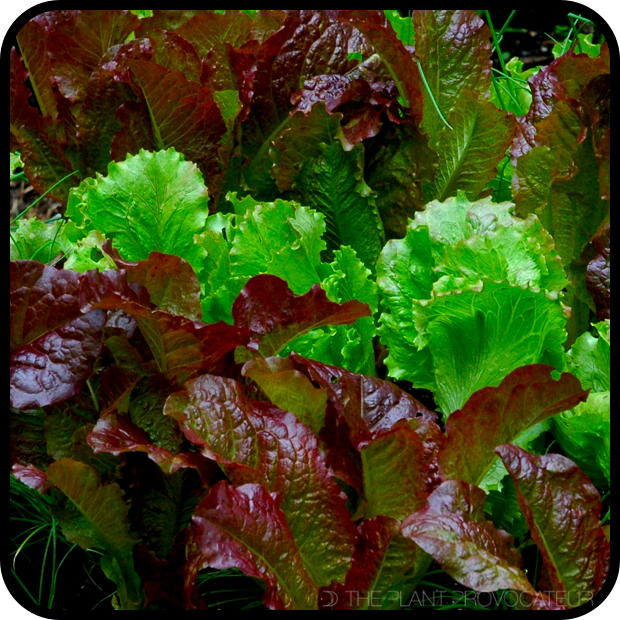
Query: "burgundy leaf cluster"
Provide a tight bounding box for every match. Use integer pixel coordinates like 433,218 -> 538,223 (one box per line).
10,249 -> 609,610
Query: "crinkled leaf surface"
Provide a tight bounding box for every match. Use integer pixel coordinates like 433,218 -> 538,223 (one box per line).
412,10 -> 492,140
339,10 -> 423,119
242,10 -> 373,197
67,149 -> 210,274
438,365 -> 589,486
291,138 -> 385,271
199,196 -> 326,324
11,310 -> 106,410
551,321 -> 610,487
108,249 -> 203,321
10,261 -> 106,409
290,354 -> 443,495
428,92 -> 517,203
496,445 -> 610,607
377,194 -> 569,413
113,60 -> 227,194
361,425 -> 429,521
10,218 -> 73,263
200,199 -> 377,374
164,374 -> 356,587
242,356 -> 328,437
81,269 -> 249,385
585,219 -> 610,321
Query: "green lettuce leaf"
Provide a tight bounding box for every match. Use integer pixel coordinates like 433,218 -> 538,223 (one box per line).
551,321 -> 611,487
10,152 -> 24,178
10,218 -> 72,263
66,149 -> 210,274
377,193 -> 569,414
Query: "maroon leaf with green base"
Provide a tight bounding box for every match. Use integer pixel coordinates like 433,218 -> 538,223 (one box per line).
438,365 -> 589,486
496,445 -> 610,608
105,246 -> 203,321
288,354 -> 443,495
189,481 -> 318,610
112,59 -> 227,195
412,10 -> 492,140
401,480 -> 569,609
81,269 -> 250,384
401,480 -> 536,595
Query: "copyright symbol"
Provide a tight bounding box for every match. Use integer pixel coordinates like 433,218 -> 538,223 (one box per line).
320,590 -> 339,608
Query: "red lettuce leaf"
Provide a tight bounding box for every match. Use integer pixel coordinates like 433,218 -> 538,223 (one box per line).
514,48 -> 610,158
165,374 -> 356,587
361,425 -> 430,521
318,516 -> 398,609
87,413 -> 218,486
412,10 -> 492,139
12,11 -> 143,200
339,10 -> 423,121
81,269 -> 250,384
10,261 -> 107,409
25,11 -> 140,103
232,274 -> 371,357
585,218 -> 610,321
111,58 -> 227,196
401,480 -> 536,595
290,354 -> 443,494
11,310 -> 106,410
10,261 -> 83,354
496,445 -> 610,608
241,10 -> 373,196
189,481 -> 318,610
438,365 -> 589,486
105,246 -> 203,321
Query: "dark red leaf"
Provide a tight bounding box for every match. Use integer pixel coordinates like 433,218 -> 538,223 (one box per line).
291,354 -> 443,494
496,445 -> 610,608
106,249 -> 203,321
10,310 -> 106,409
339,10 -> 424,122
232,274 -> 371,357
87,413 -> 217,485
81,269 -> 249,384
10,261 -> 82,353
585,218 -> 610,321
165,374 -> 356,587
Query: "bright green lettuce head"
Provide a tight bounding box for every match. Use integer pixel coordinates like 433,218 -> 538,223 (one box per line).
377,192 -> 569,415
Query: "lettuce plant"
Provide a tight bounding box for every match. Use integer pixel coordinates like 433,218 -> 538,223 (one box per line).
10,9 -> 611,612
376,192 -> 568,415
